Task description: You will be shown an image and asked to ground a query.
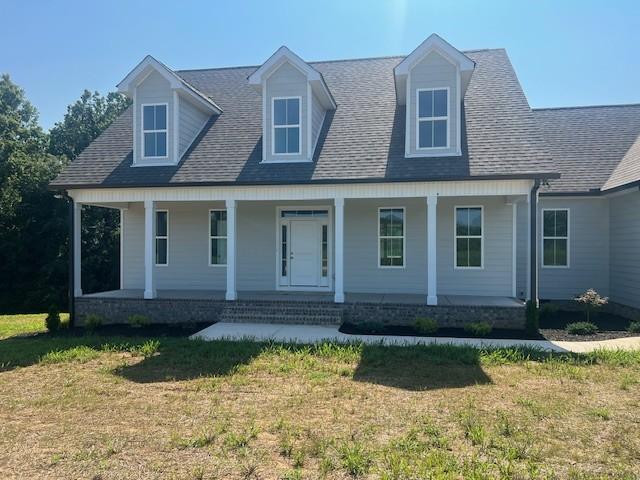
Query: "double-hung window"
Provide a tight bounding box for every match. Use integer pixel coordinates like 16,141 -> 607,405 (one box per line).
155,210 -> 168,266
273,97 -> 300,154
209,210 -> 227,266
143,104 -> 168,158
542,209 -> 569,267
379,208 -> 405,267
417,88 -> 448,149
455,207 -> 483,268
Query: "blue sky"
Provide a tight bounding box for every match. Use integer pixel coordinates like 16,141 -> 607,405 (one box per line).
3,0 -> 639,130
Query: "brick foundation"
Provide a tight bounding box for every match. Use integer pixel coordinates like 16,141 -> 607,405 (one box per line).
76,296 -> 526,329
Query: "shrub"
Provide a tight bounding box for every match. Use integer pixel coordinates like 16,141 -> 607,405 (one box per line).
45,308 -> 61,333
359,320 -> 385,334
566,321 -> 598,336
627,321 -> 640,334
128,314 -> 150,328
413,317 -> 438,335
525,301 -> 539,335
463,321 -> 493,337
83,314 -> 103,332
539,302 -> 559,319
574,289 -> 608,323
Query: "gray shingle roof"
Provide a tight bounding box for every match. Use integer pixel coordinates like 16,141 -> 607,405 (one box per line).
534,105 -> 640,194
51,49 -> 556,189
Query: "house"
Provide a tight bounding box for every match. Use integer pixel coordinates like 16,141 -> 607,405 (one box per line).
50,34 -> 640,328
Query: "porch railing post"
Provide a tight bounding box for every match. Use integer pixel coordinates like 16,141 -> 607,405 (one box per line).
73,201 -> 82,297
426,196 -> 438,306
143,199 -> 157,299
334,197 -> 345,303
225,199 -> 237,301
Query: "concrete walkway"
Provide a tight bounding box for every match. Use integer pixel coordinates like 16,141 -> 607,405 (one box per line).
191,322 -> 640,353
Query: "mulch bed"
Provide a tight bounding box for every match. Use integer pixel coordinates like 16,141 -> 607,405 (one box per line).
340,310 -> 639,342
61,322 -> 212,338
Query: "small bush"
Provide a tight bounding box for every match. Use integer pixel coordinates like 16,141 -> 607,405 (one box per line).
83,314 -> 103,332
414,317 -> 438,336
566,321 -> 598,336
128,314 -> 150,328
628,321 -> 640,334
539,302 -> 559,319
525,301 -> 539,335
359,320 -> 385,334
574,288 -> 608,323
45,308 -> 61,333
463,321 -> 492,337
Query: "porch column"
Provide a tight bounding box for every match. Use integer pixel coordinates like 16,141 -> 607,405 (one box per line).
143,200 -> 156,299
334,197 -> 345,303
73,202 -> 82,297
426,196 -> 438,305
225,199 -> 237,301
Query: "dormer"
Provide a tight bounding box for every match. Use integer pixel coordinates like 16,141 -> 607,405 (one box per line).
117,55 -> 222,167
394,34 -> 475,158
248,47 -> 336,163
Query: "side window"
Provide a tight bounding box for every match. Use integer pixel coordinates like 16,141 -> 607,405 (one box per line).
143,104 -> 168,158
379,208 -> 405,267
542,209 -> 569,267
209,210 -> 228,266
455,207 -> 482,268
417,89 -> 448,149
273,97 -> 300,154
155,210 -> 168,266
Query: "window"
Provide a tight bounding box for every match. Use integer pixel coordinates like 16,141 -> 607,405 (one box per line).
417,88 -> 448,149
155,210 -> 168,266
543,209 -> 569,267
273,97 -> 300,154
455,207 -> 482,268
321,224 -> 328,278
281,224 -> 288,277
209,210 -> 227,266
379,208 -> 405,267
143,104 -> 168,158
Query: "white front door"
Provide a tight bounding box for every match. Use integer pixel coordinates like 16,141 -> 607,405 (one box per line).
290,220 -> 320,286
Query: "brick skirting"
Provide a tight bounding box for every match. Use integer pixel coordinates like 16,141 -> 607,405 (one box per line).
76,296 -> 526,329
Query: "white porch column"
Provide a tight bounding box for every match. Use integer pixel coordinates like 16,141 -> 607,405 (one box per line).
143,200 -> 156,299
225,199 -> 237,301
334,197 -> 345,303
73,202 -> 82,297
426,196 -> 438,305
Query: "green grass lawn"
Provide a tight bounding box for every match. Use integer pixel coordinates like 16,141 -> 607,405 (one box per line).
0,314 -> 639,479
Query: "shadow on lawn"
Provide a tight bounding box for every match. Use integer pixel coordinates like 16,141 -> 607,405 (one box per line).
352,344 -> 492,391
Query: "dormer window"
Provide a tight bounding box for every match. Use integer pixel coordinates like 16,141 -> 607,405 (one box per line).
273,97 -> 301,155
417,88 -> 449,149
142,104 -> 168,158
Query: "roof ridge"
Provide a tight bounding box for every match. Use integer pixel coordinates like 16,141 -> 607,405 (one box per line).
533,103 -> 640,111
175,48 -> 504,74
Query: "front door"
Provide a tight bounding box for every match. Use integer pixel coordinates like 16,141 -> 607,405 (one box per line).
290,220 -> 320,286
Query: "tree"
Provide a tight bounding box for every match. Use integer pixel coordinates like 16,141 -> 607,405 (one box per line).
49,90 -> 131,296
0,74 -> 67,311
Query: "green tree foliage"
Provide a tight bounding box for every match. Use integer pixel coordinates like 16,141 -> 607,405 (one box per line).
0,75 -> 130,312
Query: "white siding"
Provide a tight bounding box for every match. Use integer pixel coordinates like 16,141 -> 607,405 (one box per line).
538,198 -> 610,299
437,196 -> 513,296
264,62 -> 309,162
310,90 -> 325,155
407,51 -> 459,156
609,191 -> 640,308
179,98 -> 209,157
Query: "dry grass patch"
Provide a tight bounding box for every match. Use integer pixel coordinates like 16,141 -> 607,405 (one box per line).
0,315 -> 639,478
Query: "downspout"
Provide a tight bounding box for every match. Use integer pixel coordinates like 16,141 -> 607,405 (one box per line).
529,179 -> 542,306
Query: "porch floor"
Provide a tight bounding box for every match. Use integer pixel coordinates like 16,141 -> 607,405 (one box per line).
83,289 -> 524,307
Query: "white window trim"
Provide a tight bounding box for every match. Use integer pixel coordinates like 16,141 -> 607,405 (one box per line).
378,207 -> 406,269
141,103 -> 169,160
155,209 -> 168,266
541,208 -> 570,269
208,209 -> 227,267
454,205 -> 484,270
416,87 -> 450,151
271,96 -> 302,156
